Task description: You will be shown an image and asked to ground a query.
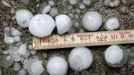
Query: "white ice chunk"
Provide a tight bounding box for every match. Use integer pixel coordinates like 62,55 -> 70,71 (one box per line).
13,63 -> 21,71
4,37 -> 16,44
15,9 -> 33,28
55,14 -> 72,34
18,68 -> 27,75
82,11 -> 102,31
42,5 -> 51,14
83,0 -> 91,5
104,17 -> 120,30
10,27 -> 22,36
29,14 -> 56,37
47,56 -> 68,75
24,58 -> 44,75
105,45 -> 124,66
68,47 -> 93,71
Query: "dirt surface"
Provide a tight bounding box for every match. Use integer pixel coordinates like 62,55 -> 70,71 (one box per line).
0,0 -> 134,75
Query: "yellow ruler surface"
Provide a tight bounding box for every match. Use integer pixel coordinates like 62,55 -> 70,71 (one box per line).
33,30 -> 134,50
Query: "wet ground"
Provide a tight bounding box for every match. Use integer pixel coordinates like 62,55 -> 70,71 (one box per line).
0,0 -> 134,75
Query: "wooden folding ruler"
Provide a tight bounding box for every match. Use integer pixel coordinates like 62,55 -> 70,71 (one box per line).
33,30 -> 134,50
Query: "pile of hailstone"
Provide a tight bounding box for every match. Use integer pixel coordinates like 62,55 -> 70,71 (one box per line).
1,0 -> 131,75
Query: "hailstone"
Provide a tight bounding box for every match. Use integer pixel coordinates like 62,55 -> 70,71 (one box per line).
104,45 -> 127,67
15,9 -> 33,28
55,14 -> 72,34
82,11 -> 102,31
47,56 -> 68,75
104,17 -> 120,30
29,14 -> 56,37
68,47 -> 93,71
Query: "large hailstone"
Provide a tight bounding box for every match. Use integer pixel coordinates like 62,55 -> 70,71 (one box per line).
29,14 -> 56,37
15,9 -> 33,28
55,14 -> 72,34
47,56 -> 68,75
24,57 -> 44,75
104,45 -> 127,67
68,47 -> 93,71
104,17 -> 120,30
82,11 -> 102,31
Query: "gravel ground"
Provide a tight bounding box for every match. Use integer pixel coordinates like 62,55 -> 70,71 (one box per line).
0,0 -> 134,75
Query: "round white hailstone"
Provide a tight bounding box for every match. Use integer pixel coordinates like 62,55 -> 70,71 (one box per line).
68,47 -> 93,71
55,14 -> 72,34
104,17 -> 120,30
15,9 -> 33,28
42,5 -> 51,14
47,56 -> 68,75
82,11 -> 102,31
30,61 -> 44,75
104,45 -> 125,67
83,0 -> 91,6
29,14 -> 56,37
69,0 -> 79,5
49,7 -> 59,17
18,68 -> 27,75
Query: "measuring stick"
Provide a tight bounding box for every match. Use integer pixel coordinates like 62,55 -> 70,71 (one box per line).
33,30 -> 134,50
